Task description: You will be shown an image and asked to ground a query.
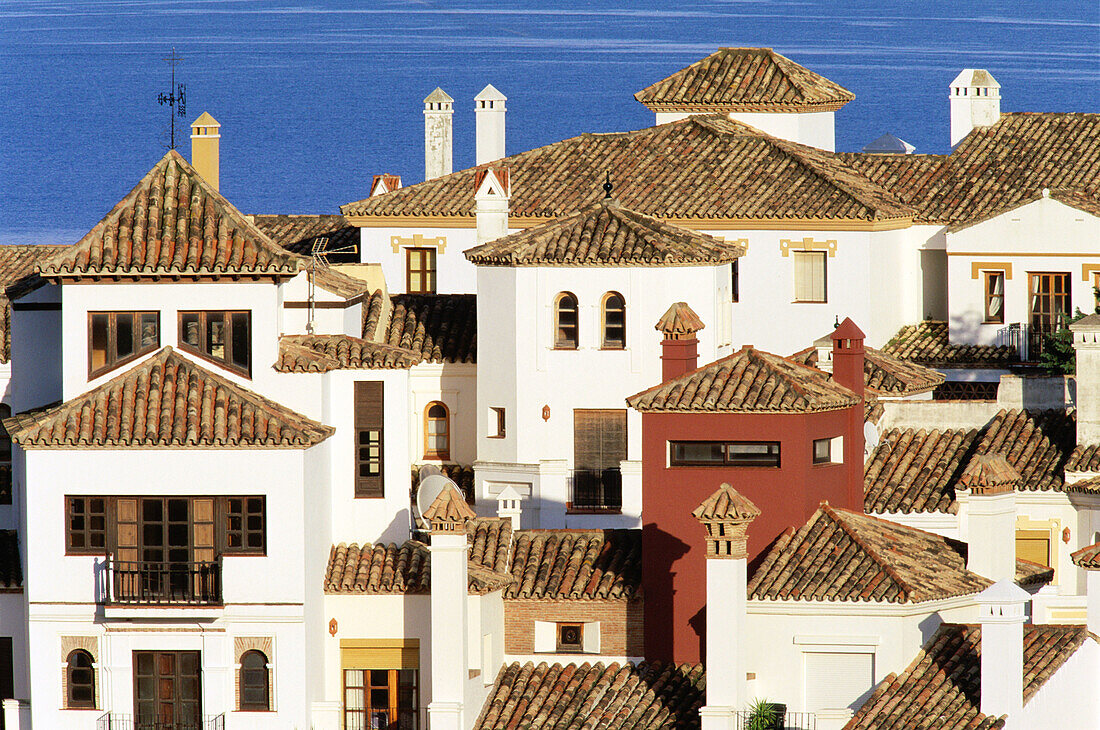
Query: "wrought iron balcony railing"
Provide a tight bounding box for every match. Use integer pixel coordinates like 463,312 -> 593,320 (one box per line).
96,713 -> 225,730
570,467 -> 622,511
104,557 -> 222,606
344,707 -> 428,730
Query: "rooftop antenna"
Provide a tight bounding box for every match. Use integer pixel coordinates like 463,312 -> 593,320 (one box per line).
306,237 -> 358,333
158,48 -> 187,149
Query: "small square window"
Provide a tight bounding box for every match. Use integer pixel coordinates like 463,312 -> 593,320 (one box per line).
557,624 -> 583,652
813,438 -> 831,464
489,407 -> 506,439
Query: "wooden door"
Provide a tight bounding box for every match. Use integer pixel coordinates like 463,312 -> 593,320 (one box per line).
134,651 -> 201,729
140,498 -> 192,600
1029,272 -> 1071,332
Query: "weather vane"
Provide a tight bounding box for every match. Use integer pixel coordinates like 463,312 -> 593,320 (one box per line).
157,48 -> 187,149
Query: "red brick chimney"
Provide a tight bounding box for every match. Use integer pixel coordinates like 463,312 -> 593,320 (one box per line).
656,303 -> 705,382
830,317 -> 866,511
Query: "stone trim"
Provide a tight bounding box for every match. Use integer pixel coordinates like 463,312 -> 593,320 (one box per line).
234,636 -> 274,712
60,636 -> 99,710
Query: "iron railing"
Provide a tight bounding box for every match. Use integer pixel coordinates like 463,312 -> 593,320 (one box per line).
732,709 -> 816,730
96,713 -> 225,730
570,468 -> 622,511
996,322 -> 1029,361
104,558 -> 222,606
344,707 -> 428,730
933,380 -> 999,401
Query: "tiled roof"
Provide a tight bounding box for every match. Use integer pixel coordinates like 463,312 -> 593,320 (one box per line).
364,292 -> 477,364
506,529 -> 641,600
957,453 -> 1019,494
692,483 -> 760,522
1067,475 -> 1100,494
249,214 -> 360,261
634,48 -> 854,113
4,347 -> 333,449
790,345 -> 945,396
845,624 -> 1089,730
475,661 -> 705,730
411,464 -> 476,504
274,335 -> 420,372
308,266 -> 371,299
749,504 -> 1001,603
864,409 -> 1075,514
882,321 -> 1018,366
843,113 -> 1100,226
1067,444 -> 1100,472
342,116 -> 912,223
657,302 -> 705,338
627,346 -> 860,413
0,530 -> 21,590
0,244 -> 68,363
1072,541 -> 1100,569
39,151 -> 302,279
422,482 -> 478,526
464,199 -> 743,267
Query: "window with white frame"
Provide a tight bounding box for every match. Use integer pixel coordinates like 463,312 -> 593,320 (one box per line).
793,251 -> 827,303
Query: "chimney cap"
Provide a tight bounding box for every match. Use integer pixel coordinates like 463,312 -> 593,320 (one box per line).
190,111 -> 220,128
656,302 -> 705,339
475,84 -> 507,102
424,87 -> 454,104
977,579 -> 1030,606
422,482 -> 476,532
1070,313 -> 1100,332
959,453 -> 1020,495
474,166 -> 510,197
693,483 -> 761,524
831,317 -> 866,342
950,69 -> 1001,89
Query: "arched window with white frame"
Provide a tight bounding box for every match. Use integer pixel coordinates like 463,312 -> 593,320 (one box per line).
555,292 -> 579,349
601,292 -> 626,349
424,402 -> 450,460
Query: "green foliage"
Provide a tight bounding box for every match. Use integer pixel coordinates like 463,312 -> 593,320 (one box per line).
746,697 -> 780,730
1039,308 -> 1088,376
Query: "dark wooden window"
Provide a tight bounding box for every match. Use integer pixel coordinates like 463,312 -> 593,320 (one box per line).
355,382 -> 384,498
134,651 -> 201,728
601,292 -> 626,349
557,624 -> 583,652
88,311 -> 159,378
406,248 -> 436,294
813,438 -> 832,464
223,497 -> 266,554
66,649 -> 96,709
983,271 -> 1005,323
344,668 -> 419,730
572,410 -> 626,510
489,407 -> 506,439
554,292 -> 579,349
424,402 -> 450,460
179,310 -> 251,376
239,650 -> 269,711
0,637 -> 13,705
0,404 -> 10,506
670,441 -> 781,467
66,497 -> 108,554
731,259 -> 740,303
793,251 -> 827,303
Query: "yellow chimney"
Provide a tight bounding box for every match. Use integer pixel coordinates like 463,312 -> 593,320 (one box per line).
190,112 -> 220,191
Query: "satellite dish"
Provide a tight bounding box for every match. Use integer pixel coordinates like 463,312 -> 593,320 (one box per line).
864,421 -> 880,458
418,464 -> 442,482
415,474 -> 459,522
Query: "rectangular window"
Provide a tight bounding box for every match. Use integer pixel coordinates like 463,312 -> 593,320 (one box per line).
355,382 -> 384,498
88,311 -> 159,377
983,271 -> 1005,323
557,624 -> 583,652
406,248 -> 437,294
66,497 -> 108,554
572,410 -> 626,510
223,497 -> 266,554
804,652 -> 874,711
731,259 -> 740,303
178,310 -> 251,376
1016,529 -> 1051,568
344,669 -> 419,730
489,407 -> 506,439
813,438 -> 832,464
793,251 -> 827,303
670,441 -> 781,468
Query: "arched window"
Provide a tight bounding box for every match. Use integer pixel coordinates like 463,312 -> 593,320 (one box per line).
240,650 -> 270,711
554,293 -> 579,349
424,402 -> 450,460
601,292 -> 626,349
66,649 -> 95,709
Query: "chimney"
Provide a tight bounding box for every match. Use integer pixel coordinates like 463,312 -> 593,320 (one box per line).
1071,542 -> 1100,636
831,318 -> 866,510
656,302 -> 705,382
495,485 -> 522,531
423,483 -> 476,730
977,580 -> 1030,720
1071,314 -> 1100,445
949,69 -> 1001,148
190,112 -> 220,191
813,332 -> 833,373
424,88 -> 454,181
370,174 -> 402,197
959,454 -> 1019,583
693,484 -> 760,730
475,84 -> 507,165
474,166 -> 510,245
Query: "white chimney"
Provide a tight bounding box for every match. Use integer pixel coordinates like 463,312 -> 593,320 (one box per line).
495,485 -> 522,531
1071,314 -> 1100,445
474,166 -> 510,245
693,484 -> 760,730
424,87 -> 454,181
475,84 -> 507,165
1072,544 -> 1100,635
950,69 -> 1001,148
423,483 -> 476,730
813,333 -> 833,373
960,454 -> 1019,583
978,580 -> 1030,720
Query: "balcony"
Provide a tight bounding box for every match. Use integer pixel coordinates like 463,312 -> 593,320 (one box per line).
344,707 -> 428,730
732,709 -> 817,729
569,468 -> 622,512
103,558 -> 222,606
96,713 -> 225,730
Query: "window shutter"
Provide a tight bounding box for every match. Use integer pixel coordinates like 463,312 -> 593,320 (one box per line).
192,498 -> 215,563
601,411 -> 627,467
803,652 -> 874,711
354,382 -> 385,497
574,410 -> 627,470
115,498 -> 138,563
582,622 -> 601,654
533,622 -> 556,653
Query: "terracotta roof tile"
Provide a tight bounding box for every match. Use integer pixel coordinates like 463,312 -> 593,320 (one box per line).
364,292 -> 477,364
947,187 -> 1100,232
249,214 -> 360,261
411,464 -> 476,504
464,200 -> 743,267
506,529 -> 641,600
1071,542 -> 1100,569
692,483 -> 760,522
342,116 -> 911,223
1067,475 -> 1100,494
422,482 -> 478,527
790,345 -> 945,396
634,48 -> 854,113
845,624 -> 1089,730
274,335 -> 420,372
0,530 -> 21,590
0,245 -> 67,363
4,347 -> 333,449
882,321 -> 1018,366
308,266 -> 371,299
40,151 -> 302,279
865,409 -> 1076,514
1067,444 -> 1100,472
957,454 -> 1020,495
628,346 -> 860,413
474,661 -> 705,730
656,302 -> 705,338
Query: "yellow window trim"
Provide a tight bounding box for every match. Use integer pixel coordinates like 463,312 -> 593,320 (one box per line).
390,234 -> 447,255
340,639 -> 420,670
970,262 -> 1013,280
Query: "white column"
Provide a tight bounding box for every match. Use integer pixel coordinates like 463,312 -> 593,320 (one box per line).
424,88 -> 454,181
429,530 -> 468,730
474,169 -> 509,246
2,699 -> 29,730
966,489 -> 1017,582
700,556 -> 745,730
1088,570 -> 1100,637
978,581 -> 1030,720
1072,315 -> 1100,445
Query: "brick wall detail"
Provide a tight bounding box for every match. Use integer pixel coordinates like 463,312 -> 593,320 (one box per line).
504,599 -> 643,656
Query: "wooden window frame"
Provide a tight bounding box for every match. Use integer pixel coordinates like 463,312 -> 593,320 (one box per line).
65,497 -> 109,555
556,623 -> 584,653
423,402 -> 451,461
87,311 -> 160,379
600,292 -> 626,350
731,259 -> 740,303
793,251 -> 827,303
222,497 -> 266,556
1028,272 -> 1072,333
983,271 -> 1005,324
405,247 -> 437,294
554,292 -> 579,350
238,650 -> 270,712
66,649 -> 96,709
354,382 -> 385,498
343,668 -> 419,730
669,441 -> 781,468
812,438 -> 832,465
1092,272 -> 1100,312
489,407 -> 506,439
0,404 -> 10,506
178,310 -> 252,377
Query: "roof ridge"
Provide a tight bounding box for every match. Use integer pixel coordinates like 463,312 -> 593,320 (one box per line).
822,504 -> 914,601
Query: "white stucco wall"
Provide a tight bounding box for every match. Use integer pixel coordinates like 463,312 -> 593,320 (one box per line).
10,284 -> 62,413
1011,638 -> 1099,730
652,110 -> 837,151
360,225 -> 491,295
